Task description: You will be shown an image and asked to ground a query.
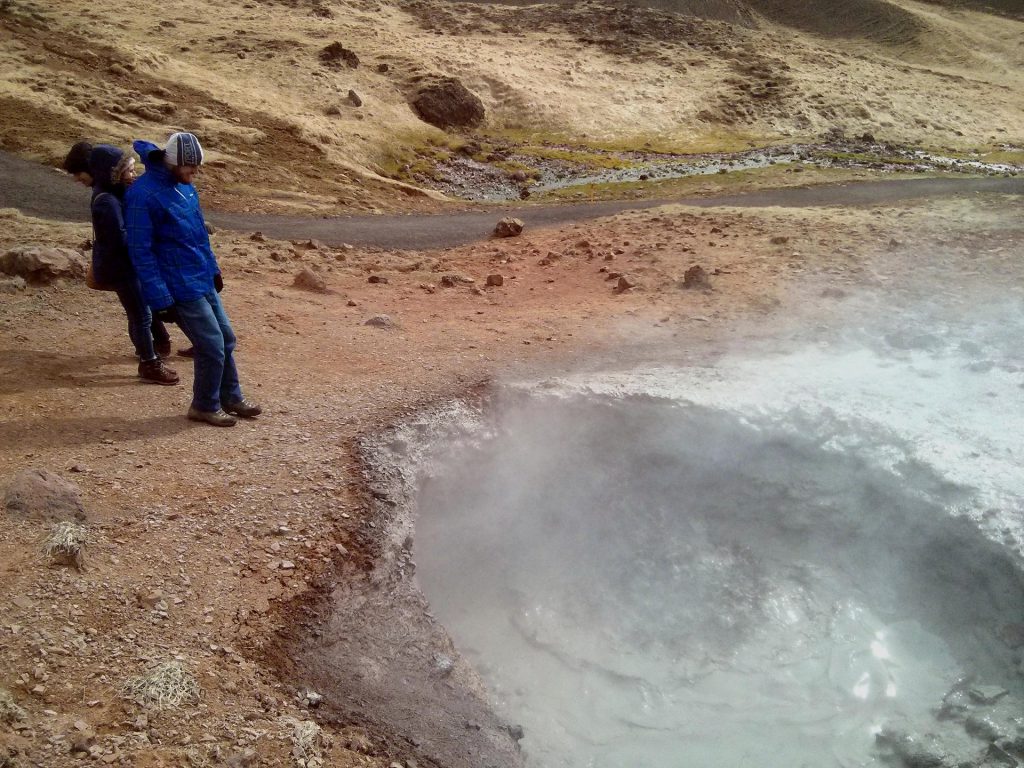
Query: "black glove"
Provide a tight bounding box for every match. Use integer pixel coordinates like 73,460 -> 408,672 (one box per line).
154,305 -> 179,325
214,273 -> 224,293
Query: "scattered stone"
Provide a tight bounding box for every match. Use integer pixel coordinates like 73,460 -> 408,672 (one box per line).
485,274 -> 504,287
376,62 -> 389,73
325,104 -> 342,116
411,77 -> 485,129
250,232 -> 266,242
303,690 -> 323,708
292,267 -> 327,293
0,246 -> 86,284
494,217 -> 524,238
769,235 -> 790,245
859,132 -> 876,143
347,89 -> 362,107
319,42 -> 359,69
367,274 -> 389,284
347,299 -> 358,307
965,715 -> 1003,742
440,274 -> 474,287
505,724 -> 525,743
4,469 -> 87,522
969,686 -> 1009,705
364,315 -> 395,328
616,275 -> 636,291
682,265 -> 710,289
433,654 -> 454,675
280,560 -> 296,570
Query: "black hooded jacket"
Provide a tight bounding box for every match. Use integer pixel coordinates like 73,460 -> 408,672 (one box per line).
89,144 -> 135,285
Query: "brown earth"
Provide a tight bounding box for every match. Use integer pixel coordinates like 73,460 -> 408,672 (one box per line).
0,0 -> 1021,214
1,188 -> 1022,766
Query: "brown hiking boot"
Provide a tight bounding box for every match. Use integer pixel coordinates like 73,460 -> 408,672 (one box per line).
154,338 -> 172,357
187,407 -> 237,427
224,398 -> 262,418
138,358 -> 179,385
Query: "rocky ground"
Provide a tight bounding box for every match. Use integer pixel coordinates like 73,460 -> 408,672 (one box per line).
1,188 -> 1022,767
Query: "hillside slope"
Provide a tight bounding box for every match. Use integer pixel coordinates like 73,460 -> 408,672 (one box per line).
0,0 -> 1020,213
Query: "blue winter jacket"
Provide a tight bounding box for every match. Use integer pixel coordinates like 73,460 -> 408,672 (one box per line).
89,145 -> 135,286
125,140 -> 220,310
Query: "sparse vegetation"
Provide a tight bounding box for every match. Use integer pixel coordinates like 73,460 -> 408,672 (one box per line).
42,521 -> 87,568
122,661 -> 201,710
282,717 -> 326,768
0,688 -> 26,725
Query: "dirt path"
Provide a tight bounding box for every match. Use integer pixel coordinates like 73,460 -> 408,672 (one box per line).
3,150 -> 1021,249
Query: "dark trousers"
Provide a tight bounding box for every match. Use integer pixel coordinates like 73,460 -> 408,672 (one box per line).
113,278 -> 169,361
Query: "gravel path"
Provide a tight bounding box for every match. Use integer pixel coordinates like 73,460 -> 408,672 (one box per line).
3,150 -> 1020,250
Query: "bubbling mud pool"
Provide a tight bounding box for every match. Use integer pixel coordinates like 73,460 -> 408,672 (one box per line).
410,313 -> 1024,768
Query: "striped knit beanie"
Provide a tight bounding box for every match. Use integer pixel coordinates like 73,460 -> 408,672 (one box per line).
163,132 -> 204,167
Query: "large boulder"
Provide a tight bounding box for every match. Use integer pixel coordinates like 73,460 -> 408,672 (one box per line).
411,77 -> 485,130
0,246 -> 86,284
4,469 -> 87,522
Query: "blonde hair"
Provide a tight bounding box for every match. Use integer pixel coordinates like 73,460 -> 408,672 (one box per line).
111,148 -> 136,184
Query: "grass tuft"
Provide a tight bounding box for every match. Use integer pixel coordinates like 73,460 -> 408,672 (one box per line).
122,661 -> 201,710
43,521 -> 87,569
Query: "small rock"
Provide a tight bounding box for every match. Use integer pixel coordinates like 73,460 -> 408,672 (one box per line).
0,246 -> 86,284
347,89 -> 362,107
304,690 -> 323,708
280,560 -> 295,570
376,63 -> 389,73
485,274 -> 504,287
769,235 -> 789,245
137,590 -> 164,609
494,217 -> 524,238
250,232 -> 266,242
292,267 -> 327,293
325,104 -> 342,116
368,274 -> 389,284
682,265 -> 710,289
364,315 -> 395,328
4,469 -> 87,522
616,275 -> 635,291
440,274 -> 473,287
347,299 -> 358,307
505,724 -> 525,742
969,686 -> 1009,705
319,42 -> 359,69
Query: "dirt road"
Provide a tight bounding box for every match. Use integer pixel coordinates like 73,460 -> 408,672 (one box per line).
2,150 -> 1021,249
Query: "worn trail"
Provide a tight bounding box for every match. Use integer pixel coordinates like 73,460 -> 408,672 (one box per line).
2,150 -> 1020,250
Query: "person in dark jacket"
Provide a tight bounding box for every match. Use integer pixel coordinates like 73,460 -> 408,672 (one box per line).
88,144 -> 179,385
64,141 -> 94,186
126,133 -> 261,427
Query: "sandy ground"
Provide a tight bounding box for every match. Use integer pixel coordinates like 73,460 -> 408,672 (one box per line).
1,187 -> 1021,766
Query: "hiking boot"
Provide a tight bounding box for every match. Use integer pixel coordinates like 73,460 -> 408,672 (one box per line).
154,338 -> 172,357
178,346 -> 195,358
138,358 -> 179,385
224,398 -> 262,418
187,406 -> 237,427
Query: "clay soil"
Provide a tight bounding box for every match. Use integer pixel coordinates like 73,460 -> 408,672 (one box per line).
1,188 -> 1022,766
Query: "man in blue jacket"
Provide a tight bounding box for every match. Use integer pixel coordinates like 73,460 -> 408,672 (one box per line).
126,132 -> 261,427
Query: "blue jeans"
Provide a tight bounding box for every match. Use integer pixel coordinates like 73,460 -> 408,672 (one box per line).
174,291 -> 243,412
114,279 -> 169,361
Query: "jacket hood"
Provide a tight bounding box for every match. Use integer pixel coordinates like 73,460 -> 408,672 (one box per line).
88,144 -> 124,193
133,140 -> 164,170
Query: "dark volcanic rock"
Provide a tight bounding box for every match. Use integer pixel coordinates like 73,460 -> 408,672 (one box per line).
319,42 -> 359,69
411,77 -> 485,129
